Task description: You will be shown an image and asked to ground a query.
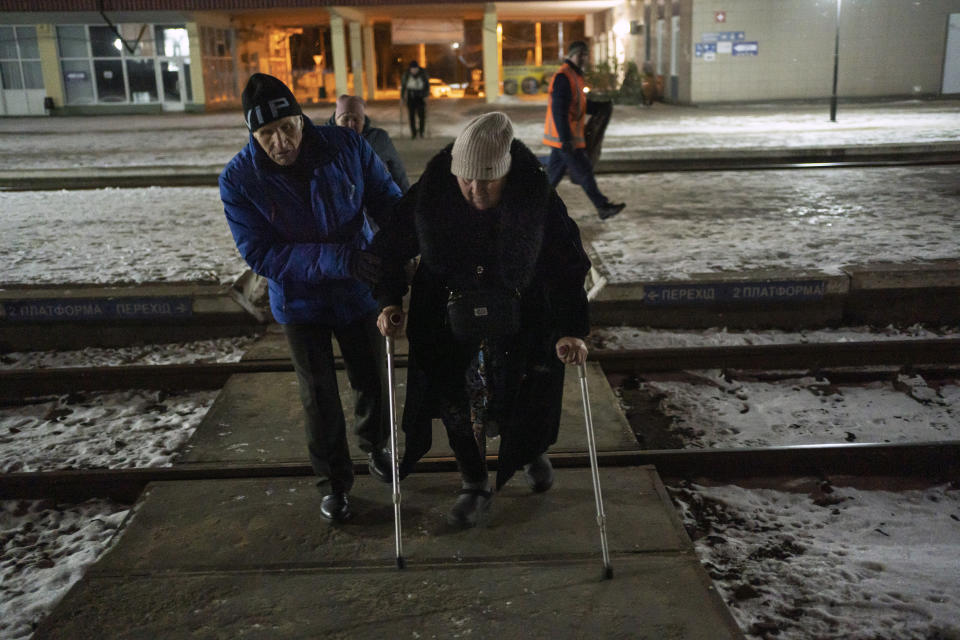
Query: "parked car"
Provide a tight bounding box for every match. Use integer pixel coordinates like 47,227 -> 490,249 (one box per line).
429,77 -> 451,98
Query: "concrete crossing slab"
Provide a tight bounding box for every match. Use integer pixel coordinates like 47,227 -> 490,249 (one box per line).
35,467 -> 743,639
36,555 -> 740,640
92,468 -> 680,572
180,364 -> 635,466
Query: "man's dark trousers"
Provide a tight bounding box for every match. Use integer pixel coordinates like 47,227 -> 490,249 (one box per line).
407,96 -> 426,137
284,313 -> 387,494
546,146 -> 608,209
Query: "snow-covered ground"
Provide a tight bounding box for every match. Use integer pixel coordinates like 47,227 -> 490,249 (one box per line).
0,389 -> 217,473
0,335 -> 257,369
631,371 -> 960,448
580,166 -> 960,282
599,326 -> 960,450
0,499 -> 129,640
2,165 -> 957,287
0,186 -> 246,286
668,480 -> 960,640
1,98 -> 958,169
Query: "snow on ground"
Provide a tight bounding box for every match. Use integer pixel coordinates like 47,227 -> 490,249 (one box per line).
0,186 -> 245,286
668,480 -> 960,640
1,99 -> 958,169
576,166 -> 960,281
0,335 -> 247,639
0,499 -> 130,640
0,389 -> 217,473
636,372 -> 960,448
0,334 -> 258,369
601,325 -> 960,447
2,165 -> 957,287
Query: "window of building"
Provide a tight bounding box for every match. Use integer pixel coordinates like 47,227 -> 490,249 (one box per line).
200,25 -> 237,103
56,23 -> 192,105
0,25 -> 43,91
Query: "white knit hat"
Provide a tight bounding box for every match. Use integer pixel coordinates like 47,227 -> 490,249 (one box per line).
450,112 -> 513,180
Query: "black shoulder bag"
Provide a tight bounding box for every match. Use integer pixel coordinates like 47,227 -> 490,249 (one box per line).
446,288 -> 521,341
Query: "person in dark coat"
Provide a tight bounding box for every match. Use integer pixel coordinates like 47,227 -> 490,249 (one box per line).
374,112 -> 591,528
328,94 -> 410,193
219,73 -> 403,523
400,60 -> 429,139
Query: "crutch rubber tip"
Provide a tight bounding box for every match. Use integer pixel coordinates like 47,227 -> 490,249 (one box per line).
397,556 -> 406,570
603,565 -> 614,580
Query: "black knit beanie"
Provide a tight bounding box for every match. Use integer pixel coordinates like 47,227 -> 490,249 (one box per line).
242,73 -> 302,132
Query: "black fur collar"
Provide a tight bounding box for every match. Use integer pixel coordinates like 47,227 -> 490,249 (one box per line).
414,139 -> 551,291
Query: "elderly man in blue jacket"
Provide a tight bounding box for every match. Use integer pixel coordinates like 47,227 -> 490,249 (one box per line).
220,74 -> 402,523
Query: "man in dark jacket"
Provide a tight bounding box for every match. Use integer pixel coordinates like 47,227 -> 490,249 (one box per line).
374,112 -> 591,528
543,40 -> 625,220
328,94 -> 410,192
220,73 -> 403,523
400,60 -> 429,139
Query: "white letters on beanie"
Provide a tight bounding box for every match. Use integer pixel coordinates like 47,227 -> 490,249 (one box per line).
451,112 -> 513,180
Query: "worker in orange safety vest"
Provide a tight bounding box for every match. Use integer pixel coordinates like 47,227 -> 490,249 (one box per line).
543,41 -> 625,221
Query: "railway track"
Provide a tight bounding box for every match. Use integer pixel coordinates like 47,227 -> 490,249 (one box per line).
2,151 -> 958,191
3,338 -> 959,403
2,337 -> 958,502
2,442 -> 958,503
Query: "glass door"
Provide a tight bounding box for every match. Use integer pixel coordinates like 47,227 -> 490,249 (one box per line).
157,57 -> 192,109
0,26 -> 46,115
155,26 -> 192,110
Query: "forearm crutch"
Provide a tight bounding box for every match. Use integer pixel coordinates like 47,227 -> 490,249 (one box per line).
385,334 -> 405,569
577,362 -> 613,579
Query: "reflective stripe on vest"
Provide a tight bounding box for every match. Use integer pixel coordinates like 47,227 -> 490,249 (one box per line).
542,63 -> 587,149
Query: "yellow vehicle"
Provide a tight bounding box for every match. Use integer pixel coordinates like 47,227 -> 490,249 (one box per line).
501,64 -> 560,95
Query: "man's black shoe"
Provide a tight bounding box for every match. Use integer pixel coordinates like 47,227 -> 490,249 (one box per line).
597,202 -> 626,220
368,447 -> 393,483
320,492 -> 352,522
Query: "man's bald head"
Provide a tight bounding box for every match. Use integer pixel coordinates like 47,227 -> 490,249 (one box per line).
335,95 -> 366,135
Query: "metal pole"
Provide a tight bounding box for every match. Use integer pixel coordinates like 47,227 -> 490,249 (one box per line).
385,335 -> 405,569
830,0 -> 842,122
577,363 -> 613,579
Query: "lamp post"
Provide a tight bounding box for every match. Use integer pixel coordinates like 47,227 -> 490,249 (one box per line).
830,0 -> 841,122
452,42 -> 461,89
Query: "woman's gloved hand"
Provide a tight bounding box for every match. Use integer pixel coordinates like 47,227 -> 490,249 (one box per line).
377,305 -> 405,338
555,337 -> 588,365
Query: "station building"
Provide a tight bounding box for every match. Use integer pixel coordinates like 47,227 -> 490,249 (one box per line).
1,0 -> 958,116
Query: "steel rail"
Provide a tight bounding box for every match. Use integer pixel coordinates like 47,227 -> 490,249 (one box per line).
2,441 -> 958,503
4,339 -> 959,403
2,153 -> 958,191
591,339 -> 960,374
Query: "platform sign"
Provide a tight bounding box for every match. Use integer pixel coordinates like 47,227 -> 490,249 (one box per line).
641,280 -> 827,306
701,31 -> 745,43
718,31 -> 745,41
695,43 -> 717,57
732,41 -> 759,56
1,297 -> 193,322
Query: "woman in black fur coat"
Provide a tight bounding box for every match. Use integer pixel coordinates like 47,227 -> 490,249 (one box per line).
374,112 -> 591,527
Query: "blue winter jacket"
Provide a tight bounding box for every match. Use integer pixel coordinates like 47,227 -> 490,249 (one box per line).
220,117 -> 402,325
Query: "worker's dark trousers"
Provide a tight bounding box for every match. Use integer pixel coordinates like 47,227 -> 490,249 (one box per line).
546,146 -> 609,210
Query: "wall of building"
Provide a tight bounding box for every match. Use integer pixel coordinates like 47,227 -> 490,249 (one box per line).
687,0 -> 960,103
